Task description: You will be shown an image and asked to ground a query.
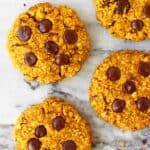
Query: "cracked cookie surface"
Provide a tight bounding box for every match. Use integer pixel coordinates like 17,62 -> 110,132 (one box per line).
94,0 -> 150,41
89,50 -> 150,130
13,97 -> 92,150
7,3 -> 90,84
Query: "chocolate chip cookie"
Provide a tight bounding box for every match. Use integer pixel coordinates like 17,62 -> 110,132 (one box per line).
94,0 -> 150,41
89,50 -> 150,130
13,97 -> 92,150
7,3 -> 90,84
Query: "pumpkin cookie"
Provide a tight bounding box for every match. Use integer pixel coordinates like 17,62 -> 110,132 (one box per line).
13,97 -> 92,150
89,50 -> 150,130
7,3 -> 90,84
94,0 -> 150,41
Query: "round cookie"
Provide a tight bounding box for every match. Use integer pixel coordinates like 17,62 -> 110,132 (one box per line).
94,0 -> 150,41
89,50 -> 150,131
7,3 -> 90,84
13,97 -> 92,150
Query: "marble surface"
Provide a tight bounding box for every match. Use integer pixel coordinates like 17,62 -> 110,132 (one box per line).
0,0 -> 150,149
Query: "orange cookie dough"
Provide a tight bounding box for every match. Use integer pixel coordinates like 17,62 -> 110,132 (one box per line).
94,0 -> 150,41
13,97 -> 92,150
89,50 -> 150,131
7,3 -> 90,84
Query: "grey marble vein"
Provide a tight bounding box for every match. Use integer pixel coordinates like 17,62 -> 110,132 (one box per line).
1,90 -> 150,150
0,0 -> 150,150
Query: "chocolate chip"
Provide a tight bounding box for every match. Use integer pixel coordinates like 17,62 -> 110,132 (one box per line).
64,30 -> 78,44
35,125 -> 47,138
143,4 -> 150,18
18,26 -> 32,41
24,52 -> 37,66
131,20 -> 144,31
62,140 -> 77,150
28,138 -> 41,150
45,41 -> 59,54
55,54 -> 70,66
122,80 -> 136,94
136,97 -> 150,112
115,0 -> 130,14
106,67 -> 121,81
52,116 -> 65,131
112,99 -> 126,113
38,19 -> 53,33
138,61 -> 150,77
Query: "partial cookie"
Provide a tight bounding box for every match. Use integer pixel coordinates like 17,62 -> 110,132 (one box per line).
7,3 -> 90,84
94,0 -> 150,41
89,50 -> 150,130
13,97 -> 92,150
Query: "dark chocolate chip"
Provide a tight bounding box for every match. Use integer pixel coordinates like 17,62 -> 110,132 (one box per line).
106,67 -> 121,81
138,61 -> 150,77
62,140 -> 77,150
115,0 -> 130,14
24,52 -> 37,66
45,41 -> 59,54
17,26 -> 32,41
112,99 -> 126,113
64,30 -> 78,44
55,54 -> 70,66
52,116 -> 65,131
38,19 -> 53,33
131,19 -> 144,31
143,4 -> 150,18
122,80 -> 136,94
28,138 -> 41,150
136,97 -> 150,112
35,125 -> 47,138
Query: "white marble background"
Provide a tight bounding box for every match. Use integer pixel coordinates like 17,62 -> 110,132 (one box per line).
0,0 -> 150,149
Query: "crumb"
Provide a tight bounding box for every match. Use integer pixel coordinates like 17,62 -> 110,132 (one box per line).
142,139 -> 147,145
118,141 -> 126,147
142,139 -> 147,150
